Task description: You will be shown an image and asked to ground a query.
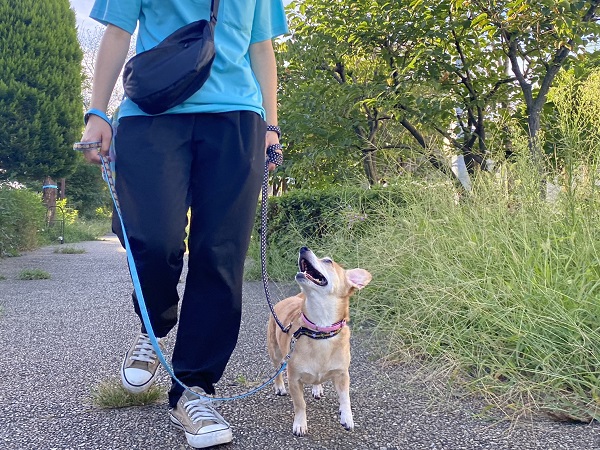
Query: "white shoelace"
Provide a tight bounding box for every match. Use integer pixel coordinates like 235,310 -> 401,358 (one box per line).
183,399 -> 227,425
130,334 -> 157,363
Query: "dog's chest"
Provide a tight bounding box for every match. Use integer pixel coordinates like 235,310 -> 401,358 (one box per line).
296,366 -> 347,385
290,338 -> 350,385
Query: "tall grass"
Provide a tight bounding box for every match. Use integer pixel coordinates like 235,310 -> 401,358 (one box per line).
258,70 -> 600,421
325,172 -> 600,422
39,217 -> 111,245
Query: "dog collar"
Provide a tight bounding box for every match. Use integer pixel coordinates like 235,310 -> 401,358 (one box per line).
292,312 -> 346,340
301,312 -> 346,333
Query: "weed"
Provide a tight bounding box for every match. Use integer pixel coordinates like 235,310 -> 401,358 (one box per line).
91,380 -> 164,409
54,246 -> 86,254
18,269 -> 50,280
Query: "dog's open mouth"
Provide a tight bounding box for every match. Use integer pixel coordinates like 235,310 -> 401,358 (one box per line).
298,257 -> 328,286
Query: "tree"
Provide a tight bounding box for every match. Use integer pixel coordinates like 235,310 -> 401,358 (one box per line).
0,0 -> 83,184
278,0 -> 600,189
468,0 -> 600,189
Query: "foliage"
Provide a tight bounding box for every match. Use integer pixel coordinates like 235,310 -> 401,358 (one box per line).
545,68 -> 600,169
277,0 -> 600,188
263,185 -> 404,240
0,186 -> 45,256
346,175 -> 600,422
259,73 -> 600,421
0,182 -> 109,256
248,185 -> 406,280
56,198 -> 79,224
40,217 -> 111,246
66,158 -> 112,219
0,0 -> 83,183
18,268 -> 50,280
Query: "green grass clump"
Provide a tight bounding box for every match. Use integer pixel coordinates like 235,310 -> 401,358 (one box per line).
91,380 -> 164,409
0,274 -> 6,281
54,246 -> 86,254
40,218 -> 111,245
18,269 -> 51,280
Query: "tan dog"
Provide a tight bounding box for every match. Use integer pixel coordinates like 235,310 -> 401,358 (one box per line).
267,247 -> 372,436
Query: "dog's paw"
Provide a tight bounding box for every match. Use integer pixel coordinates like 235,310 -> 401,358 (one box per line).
340,409 -> 354,431
293,420 -> 308,436
274,385 -> 288,396
311,384 -> 324,399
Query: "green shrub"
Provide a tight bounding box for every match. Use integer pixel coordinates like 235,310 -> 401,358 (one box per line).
40,217 -> 111,245
249,185 -> 405,280
0,186 -> 46,256
261,185 -> 404,241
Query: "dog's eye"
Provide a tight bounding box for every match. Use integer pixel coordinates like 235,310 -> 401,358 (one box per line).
322,258 -> 333,264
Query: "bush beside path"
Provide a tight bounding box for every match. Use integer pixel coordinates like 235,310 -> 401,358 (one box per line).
0,236 -> 598,450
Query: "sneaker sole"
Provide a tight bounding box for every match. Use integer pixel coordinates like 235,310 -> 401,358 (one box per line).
170,415 -> 233,448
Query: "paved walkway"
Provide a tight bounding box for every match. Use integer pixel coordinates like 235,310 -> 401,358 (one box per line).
0,236 -> 599,450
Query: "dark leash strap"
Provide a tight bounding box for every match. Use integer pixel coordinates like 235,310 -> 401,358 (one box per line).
262,144 -> 292,333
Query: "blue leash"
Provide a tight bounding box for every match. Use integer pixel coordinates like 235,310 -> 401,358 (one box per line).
93,150 -> 291,402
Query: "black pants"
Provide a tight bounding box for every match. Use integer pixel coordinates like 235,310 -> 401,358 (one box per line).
112,111 -> 265,406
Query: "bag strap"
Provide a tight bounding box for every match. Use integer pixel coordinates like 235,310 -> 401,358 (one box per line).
211,0 -> 220,23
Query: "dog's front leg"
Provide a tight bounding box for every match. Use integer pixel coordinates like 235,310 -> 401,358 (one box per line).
288,376 -> 308,436
273,371 -> 287,396
333,371 -> 354,431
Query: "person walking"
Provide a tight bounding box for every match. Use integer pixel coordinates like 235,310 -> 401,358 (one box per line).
78,1 -> 287,447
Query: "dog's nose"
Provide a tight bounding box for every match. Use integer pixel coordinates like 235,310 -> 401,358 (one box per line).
300,246 -> 309,254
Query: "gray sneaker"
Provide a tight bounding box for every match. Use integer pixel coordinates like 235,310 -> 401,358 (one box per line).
169,389 -> 233,448
121,333 -> 162,393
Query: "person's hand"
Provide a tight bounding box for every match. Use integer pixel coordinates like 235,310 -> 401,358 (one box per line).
266,129 -> 282,172
80,114 -> 112,165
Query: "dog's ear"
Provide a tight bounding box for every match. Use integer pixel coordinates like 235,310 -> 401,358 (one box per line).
346,268 -> 372,290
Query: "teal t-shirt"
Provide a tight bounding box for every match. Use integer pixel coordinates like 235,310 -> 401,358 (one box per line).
90,0 -> 288,118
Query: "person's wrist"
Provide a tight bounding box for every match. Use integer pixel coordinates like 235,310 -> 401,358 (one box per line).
84,108 -> 112,128
266,124 -> 281,138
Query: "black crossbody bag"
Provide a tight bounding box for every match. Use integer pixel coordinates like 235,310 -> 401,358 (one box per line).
122,0 -> 220,115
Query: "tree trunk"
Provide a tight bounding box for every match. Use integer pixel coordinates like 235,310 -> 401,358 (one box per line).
362,150 -> 378,186
43,176 -> 57,224
528,109 -> 546,198
59,178 -> 66,200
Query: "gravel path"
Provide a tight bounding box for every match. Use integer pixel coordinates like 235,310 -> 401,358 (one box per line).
0,236 -> 599,450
